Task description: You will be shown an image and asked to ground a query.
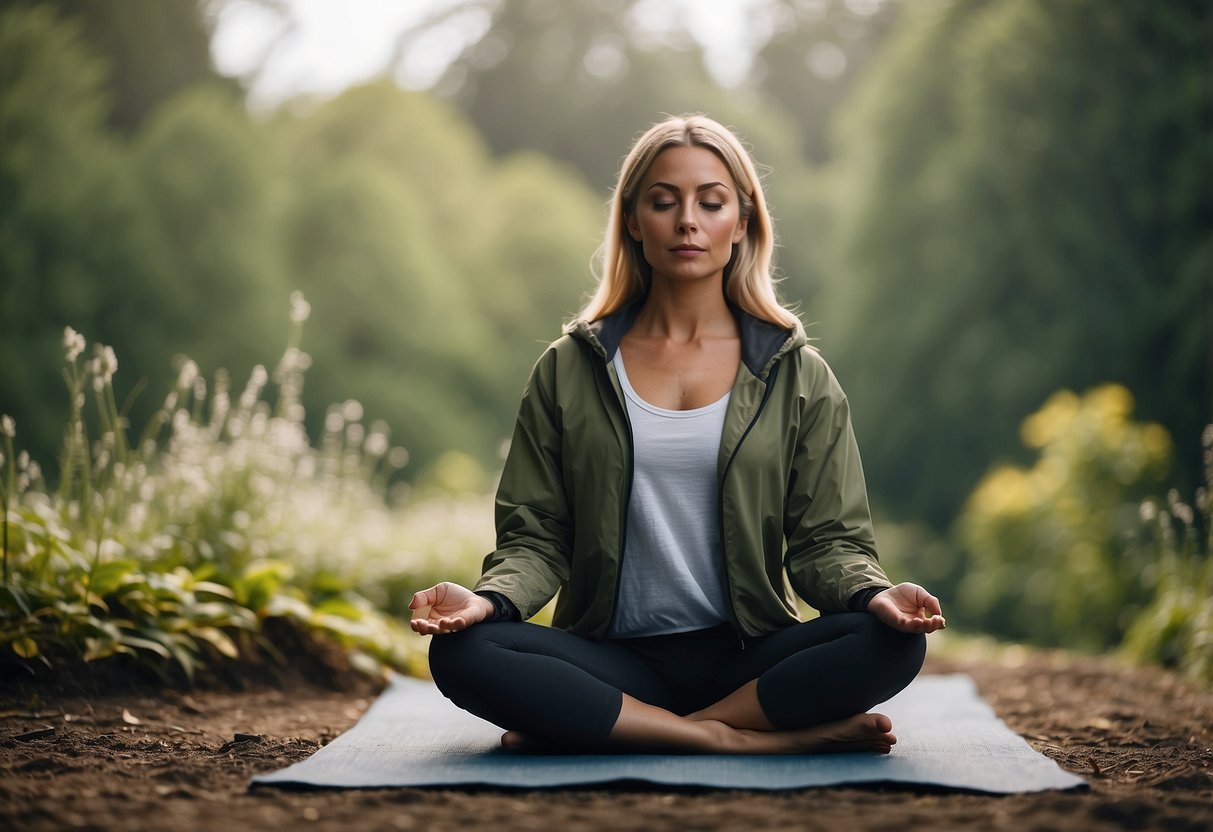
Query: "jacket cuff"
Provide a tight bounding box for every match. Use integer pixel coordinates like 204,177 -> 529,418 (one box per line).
474,590 -> 521,623
848,586 -> 888,613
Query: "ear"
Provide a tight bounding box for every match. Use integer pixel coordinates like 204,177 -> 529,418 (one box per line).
625,212 -> 642,241
732,215 -> 748,245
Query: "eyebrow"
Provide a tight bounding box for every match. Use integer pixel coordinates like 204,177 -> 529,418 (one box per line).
647,181 -> 732,194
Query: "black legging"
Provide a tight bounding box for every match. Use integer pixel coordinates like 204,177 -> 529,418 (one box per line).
428,613 -> 926,746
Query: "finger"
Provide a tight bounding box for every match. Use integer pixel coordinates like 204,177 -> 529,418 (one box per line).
409,618 -> 433,635
409,587 -> 436,610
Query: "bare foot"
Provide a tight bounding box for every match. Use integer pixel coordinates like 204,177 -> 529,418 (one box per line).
500,731 -> 585,754
715,713 -> 897,755
501,730 -> 540,751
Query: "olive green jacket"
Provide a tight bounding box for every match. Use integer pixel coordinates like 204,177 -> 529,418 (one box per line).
474,301 -> 891,638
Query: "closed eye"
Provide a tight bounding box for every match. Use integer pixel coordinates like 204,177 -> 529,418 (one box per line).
701,202 -> 723,211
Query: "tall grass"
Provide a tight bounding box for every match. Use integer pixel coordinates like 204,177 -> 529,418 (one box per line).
955,385 -> 1212,684
0,296 -> 493,681
1121,428 -> 1213,685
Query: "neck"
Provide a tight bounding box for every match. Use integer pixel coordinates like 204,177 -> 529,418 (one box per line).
633,275 -> 735,342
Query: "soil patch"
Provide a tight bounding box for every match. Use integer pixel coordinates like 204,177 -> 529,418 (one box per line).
2,649 -> 1210,831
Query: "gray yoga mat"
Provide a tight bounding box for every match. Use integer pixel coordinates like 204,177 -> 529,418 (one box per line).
251,673 -> 1085,793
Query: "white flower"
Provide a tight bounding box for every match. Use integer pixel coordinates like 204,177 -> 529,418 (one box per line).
364,431 -> 389,458
289,290 -> 311,324
0,414 -> 14,438
177,359 -> 199,390
89,344 -> 118,390
63,327 -> 86,362
100,345 -> 118,379
388,447 -> 410,469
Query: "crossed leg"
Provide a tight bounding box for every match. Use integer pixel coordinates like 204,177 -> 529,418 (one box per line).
427,614 -> 925,755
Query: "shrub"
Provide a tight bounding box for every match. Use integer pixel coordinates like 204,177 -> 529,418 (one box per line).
1121,429 -> 1212,685
956,384 -> 1172,649
0,302 -> 493,682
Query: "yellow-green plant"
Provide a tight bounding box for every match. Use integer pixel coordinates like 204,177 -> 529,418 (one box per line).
1121,429 -> 1212,685
957,385 -> 1172,649
0,298 -> 493,681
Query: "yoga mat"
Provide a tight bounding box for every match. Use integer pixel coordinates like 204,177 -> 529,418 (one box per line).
251,673 -> 1086,793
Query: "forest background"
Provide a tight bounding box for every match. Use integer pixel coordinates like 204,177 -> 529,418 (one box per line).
1,0 -> 1210,683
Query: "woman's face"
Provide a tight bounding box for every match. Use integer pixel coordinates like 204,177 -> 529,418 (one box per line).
626,145 -> 748,288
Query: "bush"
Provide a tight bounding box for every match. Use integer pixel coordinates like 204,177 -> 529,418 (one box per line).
956,384 -> 1172,649
1121,430 -> 1213,685
0,305 -> 494,682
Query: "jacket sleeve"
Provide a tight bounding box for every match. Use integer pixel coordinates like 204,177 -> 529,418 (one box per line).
473,347 -> 573,619
783,354 -> 891,613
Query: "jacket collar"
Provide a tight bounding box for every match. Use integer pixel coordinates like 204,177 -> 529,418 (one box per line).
568,296 -> 806,381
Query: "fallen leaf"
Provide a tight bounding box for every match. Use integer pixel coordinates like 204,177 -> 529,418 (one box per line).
122,709 -> 142,725
178,695 -> 204,715
14,727 -> 55,742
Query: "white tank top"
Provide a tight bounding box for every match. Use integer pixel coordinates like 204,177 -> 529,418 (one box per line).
606,350 -> 733,638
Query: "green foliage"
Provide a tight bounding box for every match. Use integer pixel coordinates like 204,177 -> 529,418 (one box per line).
133,85 -> 291,379
821,0 -> 1212,528
1121,432 -> 1213,685
0,322 -> 496,681
0,8 -> 605,486
274,82 -> 604,472
752,0 -> 905,164
0,5 -> 170,472
1,0 -> 233,133
956,385 -> 1173,649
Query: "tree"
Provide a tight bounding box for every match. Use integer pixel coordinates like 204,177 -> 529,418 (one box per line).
133,85 -> 292,386
0,6 -> 171,466
0,0 -> 236,133
820,0 -> 1212,527
275,82 -> 605,473
751,0 -> 905,164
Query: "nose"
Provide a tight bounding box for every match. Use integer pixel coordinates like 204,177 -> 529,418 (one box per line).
677,206 -> 697,234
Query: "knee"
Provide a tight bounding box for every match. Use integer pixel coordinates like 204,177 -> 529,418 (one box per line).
426,627 -> 486,695
870,619 -> 927,683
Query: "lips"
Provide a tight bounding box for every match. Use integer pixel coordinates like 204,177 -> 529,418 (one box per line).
671,244 -> 705,252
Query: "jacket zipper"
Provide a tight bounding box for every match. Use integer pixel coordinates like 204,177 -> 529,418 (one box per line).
716,361 -> 782,650
606,360 -> 635,636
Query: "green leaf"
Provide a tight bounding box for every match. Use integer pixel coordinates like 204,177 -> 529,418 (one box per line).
88,559 -> 139,596
264,595 -> 312,620
115,633 -> 172,660
190,580 -> 235,600
10,637 -> 39,659
314,596 -> 367,620
193,627 -> 239,659
0,585 -> 33,617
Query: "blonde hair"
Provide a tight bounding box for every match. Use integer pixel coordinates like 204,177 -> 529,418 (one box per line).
573,114 -> 798,329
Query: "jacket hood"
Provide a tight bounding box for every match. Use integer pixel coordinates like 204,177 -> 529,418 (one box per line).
567,298 -> 807,381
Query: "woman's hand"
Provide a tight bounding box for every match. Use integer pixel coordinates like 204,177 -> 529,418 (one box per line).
408,582 -> 495,635
868,582 -> 947,634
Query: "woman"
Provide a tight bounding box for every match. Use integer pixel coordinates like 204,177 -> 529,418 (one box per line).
409,114 -> 946,755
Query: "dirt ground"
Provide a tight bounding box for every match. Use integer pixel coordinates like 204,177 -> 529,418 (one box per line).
1,645 -> 1211,832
